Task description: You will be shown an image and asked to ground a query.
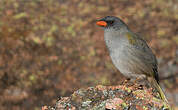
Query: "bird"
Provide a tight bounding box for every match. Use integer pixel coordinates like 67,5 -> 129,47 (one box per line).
96,16 -> 169,106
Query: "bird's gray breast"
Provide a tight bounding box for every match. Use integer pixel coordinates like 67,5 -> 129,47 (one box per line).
104,32 -> 145,78
104,33 -> 131,74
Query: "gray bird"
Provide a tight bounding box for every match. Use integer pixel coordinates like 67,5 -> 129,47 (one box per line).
96,16 -> 169,105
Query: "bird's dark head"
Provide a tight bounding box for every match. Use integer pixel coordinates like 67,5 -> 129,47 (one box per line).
96,16 -> 128,30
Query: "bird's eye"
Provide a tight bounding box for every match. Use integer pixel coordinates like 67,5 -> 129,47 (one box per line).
108,20 -> 114,24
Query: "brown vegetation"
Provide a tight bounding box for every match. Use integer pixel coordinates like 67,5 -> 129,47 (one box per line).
0,0 -> 177,109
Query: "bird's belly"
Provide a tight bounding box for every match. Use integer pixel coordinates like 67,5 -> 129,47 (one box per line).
110,48 -> 143,78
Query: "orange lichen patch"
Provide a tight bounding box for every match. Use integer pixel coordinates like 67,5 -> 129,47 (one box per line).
133,89 -> 151,100
96,85 -> 107,91
42,106 -> 48,110
108,85 -> 124,90
136,105 -> 144,110
105,98 -> 124,109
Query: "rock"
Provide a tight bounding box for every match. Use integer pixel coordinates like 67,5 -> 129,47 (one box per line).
42,81 -> 171,110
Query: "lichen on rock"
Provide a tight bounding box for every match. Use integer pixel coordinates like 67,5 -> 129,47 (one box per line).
43,81 -> 171,110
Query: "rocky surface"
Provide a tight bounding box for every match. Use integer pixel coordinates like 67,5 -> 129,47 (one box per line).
43,81 -> 171,110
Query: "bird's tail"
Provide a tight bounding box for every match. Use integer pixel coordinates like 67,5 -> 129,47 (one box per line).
147,77 -> 172,109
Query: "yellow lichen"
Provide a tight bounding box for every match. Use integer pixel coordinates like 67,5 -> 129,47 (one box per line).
121,102 -> 127,108
124,87 -> 131,93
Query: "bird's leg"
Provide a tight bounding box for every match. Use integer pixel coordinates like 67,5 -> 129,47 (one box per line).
133,77 -> 142,85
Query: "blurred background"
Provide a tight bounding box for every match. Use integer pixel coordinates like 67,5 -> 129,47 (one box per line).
0,0 -> 177,110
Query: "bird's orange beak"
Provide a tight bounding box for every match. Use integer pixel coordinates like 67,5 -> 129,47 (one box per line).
96,21 -> 107,27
